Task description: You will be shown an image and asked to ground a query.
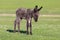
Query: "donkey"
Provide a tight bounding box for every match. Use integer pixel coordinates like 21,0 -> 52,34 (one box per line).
14,5 -> 43,35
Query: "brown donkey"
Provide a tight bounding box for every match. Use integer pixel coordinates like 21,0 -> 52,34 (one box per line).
14,5 -> 43,35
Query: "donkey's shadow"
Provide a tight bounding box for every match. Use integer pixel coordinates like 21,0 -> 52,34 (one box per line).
7,29 -> 27,34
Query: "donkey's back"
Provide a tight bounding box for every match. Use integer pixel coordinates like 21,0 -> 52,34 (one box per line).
16,8 -> 33,19
16,8 -> 27,16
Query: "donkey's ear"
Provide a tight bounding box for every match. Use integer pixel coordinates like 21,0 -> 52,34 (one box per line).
38,6 -> 43,11
35,5 -> 38,9
34,5 -> 38,12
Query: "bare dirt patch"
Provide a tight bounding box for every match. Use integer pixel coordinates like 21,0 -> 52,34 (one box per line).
0,14 -> 15,16
40,15 -> 60,17
0,14 -> 60,17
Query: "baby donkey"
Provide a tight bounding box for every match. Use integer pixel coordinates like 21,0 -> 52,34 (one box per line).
14,5 -> 43,35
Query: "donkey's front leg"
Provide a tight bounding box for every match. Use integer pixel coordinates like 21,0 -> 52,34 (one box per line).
26,20 -> 29,34
27,18 -> 32,35
28,18 -> 32,35
30,21 -> 32,35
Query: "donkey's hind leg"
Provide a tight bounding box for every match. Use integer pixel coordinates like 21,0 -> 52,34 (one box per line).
16,17 -> 20,32
30,22 -> 32,35
17,19 -> 20,32
26,20 -> 30,34
14,17 -> 20,32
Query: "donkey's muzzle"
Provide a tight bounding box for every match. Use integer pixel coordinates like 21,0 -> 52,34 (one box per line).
34,17 -> 38,22
35,19 -> 37,22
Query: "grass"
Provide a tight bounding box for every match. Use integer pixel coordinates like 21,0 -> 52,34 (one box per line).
0,0 -> 60,40
0,0 -> 60,14
0,16 -> 60,40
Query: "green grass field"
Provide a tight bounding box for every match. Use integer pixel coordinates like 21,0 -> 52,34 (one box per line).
0,0 -> 60,14
0,16 -> 60,40
0,0 -> 60,40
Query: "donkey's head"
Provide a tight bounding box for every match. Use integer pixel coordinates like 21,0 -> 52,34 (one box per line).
33,5 -> 43,22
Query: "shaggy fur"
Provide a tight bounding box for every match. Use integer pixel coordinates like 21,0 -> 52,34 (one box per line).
14,5 -> 43,35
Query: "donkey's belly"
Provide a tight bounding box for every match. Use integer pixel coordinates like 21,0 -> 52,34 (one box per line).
20,14 -> 27,19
